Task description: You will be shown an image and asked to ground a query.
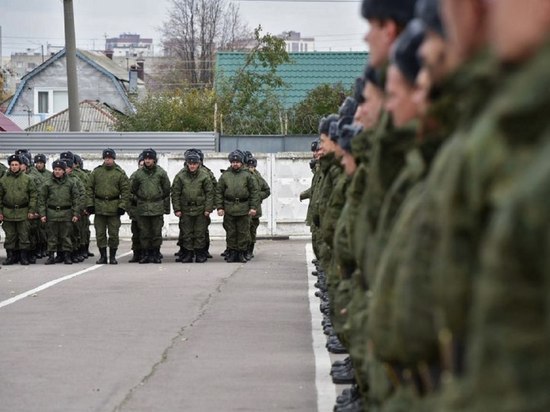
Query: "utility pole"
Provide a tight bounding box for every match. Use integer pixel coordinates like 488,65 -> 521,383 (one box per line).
63,0 -> 81,131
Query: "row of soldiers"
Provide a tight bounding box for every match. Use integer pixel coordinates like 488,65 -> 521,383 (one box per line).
0,147 -> 270,266
303,0 -> 550,411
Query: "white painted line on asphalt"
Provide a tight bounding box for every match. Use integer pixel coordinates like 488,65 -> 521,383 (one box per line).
306,243 -> 336,412
0,251 -> 132,310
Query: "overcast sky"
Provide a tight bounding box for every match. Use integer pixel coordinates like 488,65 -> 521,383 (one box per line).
0,0 -> 368,56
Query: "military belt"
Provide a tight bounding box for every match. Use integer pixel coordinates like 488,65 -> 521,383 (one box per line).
95,195 -> 120,201
185,202 -> 199,206
48,205 -> 72,211
3,202 -> 29,209
137,195 -> 164,202
225,197 -> 248,203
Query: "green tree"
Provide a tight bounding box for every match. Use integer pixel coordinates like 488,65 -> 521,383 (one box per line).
287,83 -> 350,134
114,89 -> 215,132
216,26 -> 290,134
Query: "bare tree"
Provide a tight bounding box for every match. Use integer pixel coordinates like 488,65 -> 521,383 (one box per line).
161,0 -> 250,87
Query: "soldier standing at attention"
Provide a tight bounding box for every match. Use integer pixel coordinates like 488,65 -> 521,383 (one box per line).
86,148 -> 130,265
39,160 -> 80,265
128,154 -> 145,263
131,148 -> 171,264
245,156 -> 270,260
216,150 -> 260,263
171,150 -> 214,263
33,153 -> 50,259
0,154 -> 37,266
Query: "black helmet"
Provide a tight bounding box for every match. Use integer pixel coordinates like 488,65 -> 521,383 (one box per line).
247,157 -> 258,167
361,0 -> 418,27
141,148 -> 157,161
185,151 -> 201,164
319,114 -> 339,135
52,159 -> 67,170
339,97 -> 358,118
415,0 -> 444,37
60,151 -> 75,162
7,154 -> 21,165
34,153 -> 47,164
102,148 -> 116,159
391,19 -> 426,84
73,154 -> 83,168
19,155 -> 30,166
228,150 -> 244,163
311,140 -> 320,152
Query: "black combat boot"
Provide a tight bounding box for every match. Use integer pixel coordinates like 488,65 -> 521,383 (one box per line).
63,251 -> 73,265
96,247 -> 108,264
129,250 -> 141,263
151,248 -> 162,264
194,249 -> 207,263
3,250 -> 16,266
224,249 -> 235,262
45,252 -> 56,265
27,250 -> 36,264
54,250 -> 64,263
19,250 -> 30,265
244,244 -> 253,261
71,250 -> 81,263
79,245 -> 88,260
237,251 -> 248,263
139,249 -> 151,264
180,249 -> 194,263
174,246 -> 184,257
109,248 -> 118,264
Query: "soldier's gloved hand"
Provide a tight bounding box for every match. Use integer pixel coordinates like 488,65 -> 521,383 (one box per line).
217,209 -> 225,217
117,208 -> 125,216
86,206 -> 95,215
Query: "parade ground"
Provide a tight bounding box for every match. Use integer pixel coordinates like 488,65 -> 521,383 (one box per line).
0,239 -> 341,412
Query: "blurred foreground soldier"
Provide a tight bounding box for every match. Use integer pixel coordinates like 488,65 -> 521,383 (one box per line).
128,154 -> 145,263
171,150 -> 214,263
39,160 -> 80,265
246,156 -> 270,260
216,150 -> 260,263
437,0 -> 550,410
0,155 -> 37,265
131,148 -> 171,264
87,148 -> 130,265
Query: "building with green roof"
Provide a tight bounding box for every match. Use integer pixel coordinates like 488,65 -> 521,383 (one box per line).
216,51 -> 369,108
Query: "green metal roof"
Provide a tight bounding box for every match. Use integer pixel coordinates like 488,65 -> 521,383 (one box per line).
216,51 -> 369,108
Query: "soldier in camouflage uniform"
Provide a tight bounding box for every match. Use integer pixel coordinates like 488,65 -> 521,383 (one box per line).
87,148 -> 130,265
428,1 -> 550,410
245,156 -> 270,260
128,154 -> 144,263
0,154 -> 37,266
171,150 -> 214,263
17,152 -> 41,264
131,148 -> 171,264
215,150 -> 260,263
33,153 -> 50,258
39,160 -> 81,265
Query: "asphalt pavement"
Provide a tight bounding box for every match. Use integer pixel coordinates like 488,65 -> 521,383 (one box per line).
0,239 -> 335,412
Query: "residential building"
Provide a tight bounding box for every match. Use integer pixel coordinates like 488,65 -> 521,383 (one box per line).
279,31 -> 315,53
5,49 -> 144,129
105,33 -> 154,58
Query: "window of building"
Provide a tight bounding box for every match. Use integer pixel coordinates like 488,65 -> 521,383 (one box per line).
34,88 -> 68,115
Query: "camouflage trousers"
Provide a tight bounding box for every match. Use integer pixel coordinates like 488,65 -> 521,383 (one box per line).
94,214 -> 121,249
223,214 -> 250,252
46,221 -> 72,252
3,219 -> 30,250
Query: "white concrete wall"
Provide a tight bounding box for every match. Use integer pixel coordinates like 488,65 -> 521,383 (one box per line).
0,152 -> 314,240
